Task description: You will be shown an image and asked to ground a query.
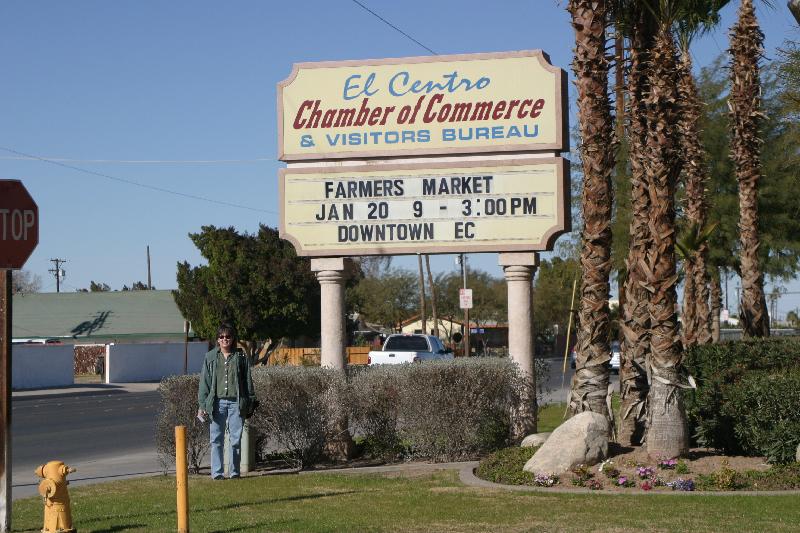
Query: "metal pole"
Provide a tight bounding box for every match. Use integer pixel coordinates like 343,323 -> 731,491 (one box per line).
175,425 -> 189,533
1,270 -> 12,532
183,321 -> 189,375
461,254 -> 470,357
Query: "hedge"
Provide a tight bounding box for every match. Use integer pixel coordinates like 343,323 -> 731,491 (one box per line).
156,357 -> 546,470
683,337 -> 800,462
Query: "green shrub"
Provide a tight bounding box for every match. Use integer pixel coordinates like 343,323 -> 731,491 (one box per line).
249,366 -> 345,469
684,337 -> 800,456
722,368 -> 800,464
346,365 -> 404,460
157,358 -> 547,470
155,375 -> 208,474
393,358 -> 522,461
475,446 -> 537,485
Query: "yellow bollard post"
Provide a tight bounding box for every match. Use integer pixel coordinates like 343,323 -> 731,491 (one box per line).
175,425 -> 189,533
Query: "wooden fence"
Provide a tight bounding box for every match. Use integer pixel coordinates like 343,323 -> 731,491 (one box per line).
268,346 -> 371,366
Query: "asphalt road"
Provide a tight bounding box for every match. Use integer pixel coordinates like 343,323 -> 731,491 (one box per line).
538,355 -> 620,405
10,387 -> 164,500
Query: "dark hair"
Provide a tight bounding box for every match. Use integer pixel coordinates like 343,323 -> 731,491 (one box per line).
216,323 -> 237,344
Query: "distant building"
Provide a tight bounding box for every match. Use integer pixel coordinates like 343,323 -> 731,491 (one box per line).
12,290 -> 195,344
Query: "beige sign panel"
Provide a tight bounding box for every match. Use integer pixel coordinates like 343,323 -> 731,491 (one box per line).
280,158 -> 570,256
278,50 -> 568,161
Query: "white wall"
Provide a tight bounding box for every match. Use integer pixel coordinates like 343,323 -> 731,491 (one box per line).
12,344 -> 74,390
105,342 -> 208,383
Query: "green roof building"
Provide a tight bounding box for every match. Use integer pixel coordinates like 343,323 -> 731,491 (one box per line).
12,290 -> 195,344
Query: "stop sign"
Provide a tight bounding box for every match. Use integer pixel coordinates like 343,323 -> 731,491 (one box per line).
0,180 -> 39,269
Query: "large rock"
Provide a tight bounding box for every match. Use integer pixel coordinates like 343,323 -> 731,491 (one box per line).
523,412 -> 609,476
520,432 -> 551,448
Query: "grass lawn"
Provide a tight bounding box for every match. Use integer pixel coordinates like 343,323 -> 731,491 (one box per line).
12,468 -> 800,532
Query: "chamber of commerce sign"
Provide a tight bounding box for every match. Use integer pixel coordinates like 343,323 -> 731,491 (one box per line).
277,50 -> 568,160
279,158 -> 570,256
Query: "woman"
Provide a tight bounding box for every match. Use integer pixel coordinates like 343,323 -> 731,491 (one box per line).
197,323 -> 257,479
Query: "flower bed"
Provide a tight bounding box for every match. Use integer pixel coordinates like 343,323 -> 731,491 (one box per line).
476,445 -> 800,492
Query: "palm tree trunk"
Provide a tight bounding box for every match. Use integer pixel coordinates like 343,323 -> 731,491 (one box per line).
619,12 -> 651,446
677,48 -> 712,348
729,0 -> 770,338
567,0 -> 615,420
417,255 -> 427,334
644,26 -> 688,459
425,255 -> 439,338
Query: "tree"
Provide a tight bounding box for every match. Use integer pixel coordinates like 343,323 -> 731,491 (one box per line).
434,269 -> 506,353
349,267 -> 418,332
173,225 -> 320,357
567,0 -> 615,420
698,50 -> 800,322
89,281 -> 111,292
122,281 -> 153,291
532,257 -> 580,341
11,270 -> 41,294
675,2 -> 727,348
729,0 -> 770,337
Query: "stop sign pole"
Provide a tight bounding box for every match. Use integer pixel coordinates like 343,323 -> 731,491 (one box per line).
0,180 -> 39,533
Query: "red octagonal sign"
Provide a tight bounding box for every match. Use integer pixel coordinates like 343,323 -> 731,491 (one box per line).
0,180 -> 39,269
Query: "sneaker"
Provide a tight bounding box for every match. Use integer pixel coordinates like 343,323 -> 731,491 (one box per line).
212,476 -> 224,480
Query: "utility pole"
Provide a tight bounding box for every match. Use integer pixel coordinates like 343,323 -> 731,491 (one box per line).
460,253 -> 470,357
48,258 -> 66,293
146,246 -> 152,290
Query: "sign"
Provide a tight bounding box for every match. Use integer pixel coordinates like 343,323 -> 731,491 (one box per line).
0,180 -> 39,269
280,157 -> 570,257
278,50 -> 568,160
460,289 -> 473,310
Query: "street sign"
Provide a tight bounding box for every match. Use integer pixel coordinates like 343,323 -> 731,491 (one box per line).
0,180 -> 39,269
459,288 -> 473,310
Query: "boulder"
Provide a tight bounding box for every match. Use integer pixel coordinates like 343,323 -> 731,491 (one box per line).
523,411 -> 609,476
520,432 -> 551,448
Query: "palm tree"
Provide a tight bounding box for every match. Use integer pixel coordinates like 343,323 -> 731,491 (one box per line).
618,3 -> 654,446
676,24 -> 716,347
567,0 -> 616,420
729,0 -> 770,338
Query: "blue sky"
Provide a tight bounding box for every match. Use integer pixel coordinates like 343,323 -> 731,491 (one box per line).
1,1 -> 798,317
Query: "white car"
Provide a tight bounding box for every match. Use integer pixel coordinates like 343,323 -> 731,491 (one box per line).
609,341 -> 621,373
570,341 -> 620,373
368,334 -> 453,365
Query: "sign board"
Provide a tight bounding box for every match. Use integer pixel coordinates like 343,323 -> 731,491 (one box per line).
0,180 -> 39,269
459,289 -> 473,310
279,157 -> 570,257
278,50 -> 568,161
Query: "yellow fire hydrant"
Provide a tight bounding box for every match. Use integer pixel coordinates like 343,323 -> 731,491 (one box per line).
35,460 -> 77,533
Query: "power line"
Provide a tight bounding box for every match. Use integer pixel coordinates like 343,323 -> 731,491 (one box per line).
350,0 -> 437,55
0,146 -> 277,215
0,155 -> 275,164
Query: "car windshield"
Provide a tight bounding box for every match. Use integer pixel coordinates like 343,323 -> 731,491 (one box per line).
384,336 -> 430,351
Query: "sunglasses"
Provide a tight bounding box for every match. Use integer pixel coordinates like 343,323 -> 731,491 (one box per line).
218,335 -> 233,340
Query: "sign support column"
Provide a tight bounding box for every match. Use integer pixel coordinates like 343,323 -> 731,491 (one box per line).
500,252 -> 539,440
310,257 -> 353,369
0,270 -> 11,532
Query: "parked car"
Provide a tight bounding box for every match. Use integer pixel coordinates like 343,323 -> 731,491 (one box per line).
609,340 -> 621,373
570,341 -> 620,373
368,334 -> 453,365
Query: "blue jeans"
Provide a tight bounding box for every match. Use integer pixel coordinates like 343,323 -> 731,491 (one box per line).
210,398 -> 243,479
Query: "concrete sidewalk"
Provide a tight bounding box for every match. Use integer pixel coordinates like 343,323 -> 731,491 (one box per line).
12,381 -> 160,400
